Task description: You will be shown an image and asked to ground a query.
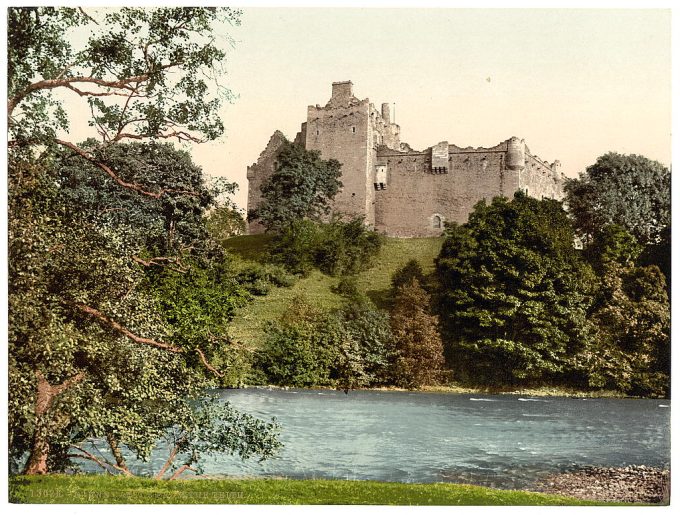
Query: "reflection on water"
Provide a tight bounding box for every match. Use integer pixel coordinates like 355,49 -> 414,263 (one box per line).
79,389 -> 671,489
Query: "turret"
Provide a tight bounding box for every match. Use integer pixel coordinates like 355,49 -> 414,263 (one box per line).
551,160 -> 562,178
506,137 -> 526,171
381,103 -> 391,123
332,80 -> 353,99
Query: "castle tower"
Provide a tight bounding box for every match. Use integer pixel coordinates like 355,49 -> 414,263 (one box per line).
304,81 -> 401,227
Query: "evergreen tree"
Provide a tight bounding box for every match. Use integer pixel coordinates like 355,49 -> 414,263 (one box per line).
390,279 -> 446,388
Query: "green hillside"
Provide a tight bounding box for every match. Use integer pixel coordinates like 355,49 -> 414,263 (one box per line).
223,234 -> 444,349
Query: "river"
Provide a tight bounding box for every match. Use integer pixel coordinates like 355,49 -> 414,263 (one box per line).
83,388 -> 671,489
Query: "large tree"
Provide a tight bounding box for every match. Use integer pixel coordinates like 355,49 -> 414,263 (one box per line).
564,153 -> 670,246
575,226 -> 670,396
250,140 -> 343,231
436,193 -> 596,386
8,7 -> 281,476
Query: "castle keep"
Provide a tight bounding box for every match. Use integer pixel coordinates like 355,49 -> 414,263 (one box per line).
247,81 -> 565,237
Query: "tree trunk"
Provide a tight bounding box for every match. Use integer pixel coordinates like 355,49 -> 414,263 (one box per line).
107,433 -> 133,476
23,372 -> 54,474
23,370 -> 84,475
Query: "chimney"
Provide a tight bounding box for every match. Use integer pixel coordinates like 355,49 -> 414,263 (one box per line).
381,103 -> 391,123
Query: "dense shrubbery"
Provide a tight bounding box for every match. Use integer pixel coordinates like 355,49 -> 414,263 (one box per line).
255,295 -> 395,388
434,193 -> 670,396
268,217 -> 383,276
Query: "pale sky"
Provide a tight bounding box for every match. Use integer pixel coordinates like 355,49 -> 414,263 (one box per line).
207,8 -> 671,210
54,8 -> 672,211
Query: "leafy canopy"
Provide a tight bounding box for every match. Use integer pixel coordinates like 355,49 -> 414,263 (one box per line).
436,192 -> 596,385
564,153 -> 670,245
252,141 -> 343,231
8,7 -> 281,477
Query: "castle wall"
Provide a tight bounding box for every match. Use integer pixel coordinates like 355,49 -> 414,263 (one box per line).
374,144 -> 521,237
520,152 -> 563,200
246,131 -> 287,234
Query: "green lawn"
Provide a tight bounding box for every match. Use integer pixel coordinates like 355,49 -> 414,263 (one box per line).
224,234 -> 445,348
8,475 -> 609,505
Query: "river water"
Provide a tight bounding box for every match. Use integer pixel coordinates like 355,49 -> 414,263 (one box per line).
83,388 -> 671,489
201,389 -> 670,489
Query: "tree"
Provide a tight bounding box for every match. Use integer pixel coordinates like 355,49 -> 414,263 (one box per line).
390,279 -> 446,388
207,205 -> 247,244
436,193 -> 596,386
576,226 -> 670,396
251,140 -> 342,231
8,7 -> 281,476
390,259 -> 427,297
564,153 -> 670,246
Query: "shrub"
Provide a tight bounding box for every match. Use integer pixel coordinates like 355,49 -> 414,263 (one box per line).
268,217 -> 383,277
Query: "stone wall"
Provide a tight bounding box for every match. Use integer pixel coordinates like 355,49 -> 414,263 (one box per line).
373,141 -> 522,237
246,130 -> 287,234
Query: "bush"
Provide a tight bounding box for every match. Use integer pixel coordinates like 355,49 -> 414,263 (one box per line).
254,296 -> 395,389
268,217 -> 383,277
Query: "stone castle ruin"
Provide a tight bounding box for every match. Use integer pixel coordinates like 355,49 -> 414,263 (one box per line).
247,81 -> 565,237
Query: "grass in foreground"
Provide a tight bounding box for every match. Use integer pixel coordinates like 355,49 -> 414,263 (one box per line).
9,475 -> 613,505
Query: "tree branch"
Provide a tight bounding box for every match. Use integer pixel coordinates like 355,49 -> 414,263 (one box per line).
74,303 -> 183,353
154,436 -> 186,480
8,65 -> 180,118
69,444 -> 116,474
131,255 -> 189,273
195,347 -> 224,378
55,139 -> 199,199
168,464 -> 197,481
72,303 -> 223,377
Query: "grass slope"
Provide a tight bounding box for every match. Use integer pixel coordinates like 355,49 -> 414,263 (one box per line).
9,475 -> 609,505
223,234 -> 444,348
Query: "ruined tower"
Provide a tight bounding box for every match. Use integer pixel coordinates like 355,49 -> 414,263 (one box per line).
247,81 -> 564,237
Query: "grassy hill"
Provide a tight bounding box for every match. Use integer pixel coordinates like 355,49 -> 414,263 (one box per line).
223,234 -> 444,349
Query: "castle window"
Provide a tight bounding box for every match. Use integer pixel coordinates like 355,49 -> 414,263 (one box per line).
316,129 -> 320,135
433,215 -> 442,229
351,126 -> 356,133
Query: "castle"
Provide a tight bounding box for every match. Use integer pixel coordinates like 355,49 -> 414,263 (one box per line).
247,81 -> 565,237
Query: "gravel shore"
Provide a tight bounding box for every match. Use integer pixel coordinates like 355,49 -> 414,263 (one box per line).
531,465 -> 670,504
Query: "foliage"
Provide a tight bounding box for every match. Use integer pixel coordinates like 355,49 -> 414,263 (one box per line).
207,205 -> 247,244
436,193 -> 596,386
9,6 -> 241,147
576,226 -> 670,396
564,153 -> 670,245
55,140 -> 235,257
390,279 -> 446,388
250,140 -> 342,231
269,217 -> 384,276
390,259 -> 427,296
8,6 -> 281,476
255,296 -> 395,389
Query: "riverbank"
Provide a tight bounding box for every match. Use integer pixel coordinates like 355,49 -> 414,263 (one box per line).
532,465 -> 670,504
9,474 -> 614,505
245,383 -> 640,399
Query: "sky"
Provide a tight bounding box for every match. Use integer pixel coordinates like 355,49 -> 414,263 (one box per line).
191,7 -> 670,211
46,7 -> 672,211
